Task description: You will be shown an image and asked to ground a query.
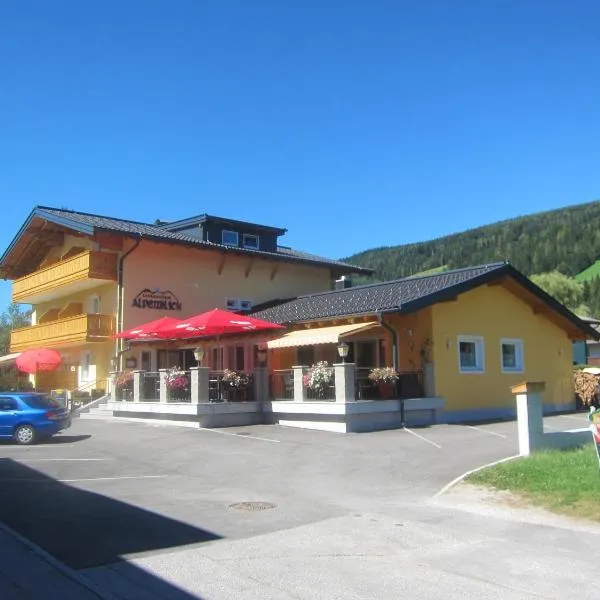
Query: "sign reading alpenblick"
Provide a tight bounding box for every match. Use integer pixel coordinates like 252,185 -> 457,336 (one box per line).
131,289 -> 182,311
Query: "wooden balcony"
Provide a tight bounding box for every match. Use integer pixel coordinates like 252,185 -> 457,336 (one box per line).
10,314 -> 116,352
12,250 -> 118,304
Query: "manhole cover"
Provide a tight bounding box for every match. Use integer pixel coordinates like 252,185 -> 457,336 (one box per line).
236,432 -> 251,436
229,501 -> 277,511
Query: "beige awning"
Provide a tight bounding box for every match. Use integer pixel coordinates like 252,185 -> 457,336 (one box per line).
0,352 -> 21,365
267,322 -> 379,349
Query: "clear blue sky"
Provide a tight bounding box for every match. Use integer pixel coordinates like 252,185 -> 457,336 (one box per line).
1,0 -> 600,310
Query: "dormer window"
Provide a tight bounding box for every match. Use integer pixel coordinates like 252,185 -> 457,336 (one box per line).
243,233 -> 259,250
222,230 -> 239,247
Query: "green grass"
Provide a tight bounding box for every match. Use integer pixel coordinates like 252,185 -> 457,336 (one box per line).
467,445 -> 600,520
575,260 -> 600,282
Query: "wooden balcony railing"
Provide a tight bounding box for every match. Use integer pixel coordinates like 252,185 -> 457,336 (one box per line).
10,314 -> 116,352
12,250 -> 118,303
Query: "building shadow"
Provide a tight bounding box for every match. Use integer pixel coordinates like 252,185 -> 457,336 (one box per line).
0,434 -> 92,446
0,458 -> 221,598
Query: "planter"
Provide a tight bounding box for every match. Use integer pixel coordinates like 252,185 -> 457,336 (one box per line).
223,386 -> 249,402
377,382 -> 396,400
167,388 -> 190,402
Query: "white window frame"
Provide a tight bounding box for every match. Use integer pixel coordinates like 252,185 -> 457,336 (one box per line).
500,338 -> 524,373
242,233 -> 259,250
457,335 -> 485,374
225,298 -> 253,312
221,230 -> 239,247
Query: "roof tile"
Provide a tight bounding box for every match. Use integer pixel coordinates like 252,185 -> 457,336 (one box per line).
251,263 -> 508,323
34,207 -> 369,273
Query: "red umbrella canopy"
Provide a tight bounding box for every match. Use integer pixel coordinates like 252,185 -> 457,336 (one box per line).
160,308 -> 284,339
16,348 -> 62,373
114,316 -> 183,340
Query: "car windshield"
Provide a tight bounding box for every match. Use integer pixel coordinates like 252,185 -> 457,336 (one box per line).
21,395 -> 62,409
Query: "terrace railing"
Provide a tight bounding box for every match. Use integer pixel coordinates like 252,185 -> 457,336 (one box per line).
269,369 -> 294,400
355,368 -> 424,400
209,370 -> 254,402
142,371 -> 161,402
303,366 -> 336,401
166,370 -> 191,402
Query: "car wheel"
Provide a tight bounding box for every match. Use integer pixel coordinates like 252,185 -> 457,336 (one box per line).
14,425 -> 36,445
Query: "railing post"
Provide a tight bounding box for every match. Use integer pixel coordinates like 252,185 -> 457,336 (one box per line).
292,366 -> 306,402
133,370 -> 142,402
109,371 -> 117,401
511,381 -> 545,456
190,367 -> 209,404
190,367 -> 199,404
253,367 -> 268,402
194,367 -> 210,403
159,369 -> 168,403
334,363 -> 356,403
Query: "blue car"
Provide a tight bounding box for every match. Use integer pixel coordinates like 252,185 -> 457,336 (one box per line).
0,393 -> 71,445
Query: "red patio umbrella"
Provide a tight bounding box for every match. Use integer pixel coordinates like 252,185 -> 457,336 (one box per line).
159,308 -> 284,339
16,348 -> 62,374
114,316 -> 183,339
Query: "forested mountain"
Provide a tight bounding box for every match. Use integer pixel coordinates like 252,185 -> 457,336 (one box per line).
343,200 -> 600,283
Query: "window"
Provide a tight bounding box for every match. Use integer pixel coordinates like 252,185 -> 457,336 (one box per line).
22,395 -> 59,409
90,295 -> 101,314
81,352 -> 92,381
211,347 -> 224,370
458,336 -> 485,373
501,339 -> 524,373
0,398 -> 18,411
141,351 -> 151,371
222,230 -> 239,247
225,298 -> 253,312
243,233 -> 259,250
228,346 -> 245,370
297,346 -> 315,366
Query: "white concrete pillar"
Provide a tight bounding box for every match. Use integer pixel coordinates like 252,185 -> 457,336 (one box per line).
190,367 -> 210,403
292,366 -> 306,402
190,367 -> 199,404
109,371 -> 117,401
334,363 -> 356,403
159,369 -> 168,403
511,381 -> 545,456
133,370 -> 142,402
253,367 -> 268,402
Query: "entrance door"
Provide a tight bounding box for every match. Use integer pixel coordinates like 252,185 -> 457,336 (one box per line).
356,341 -> 376,368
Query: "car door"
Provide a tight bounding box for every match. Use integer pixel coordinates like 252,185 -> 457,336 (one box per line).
0,396 -> 21,437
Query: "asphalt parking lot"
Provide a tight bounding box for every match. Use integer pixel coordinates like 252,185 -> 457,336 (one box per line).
1,412 -> 598,599
0,411 -> 589,572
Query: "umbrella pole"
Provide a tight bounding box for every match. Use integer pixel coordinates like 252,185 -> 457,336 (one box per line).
218,335 -> 225,401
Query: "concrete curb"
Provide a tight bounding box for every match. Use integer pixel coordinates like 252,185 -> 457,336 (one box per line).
432,454 -> 521,499
0,521 -> 117,600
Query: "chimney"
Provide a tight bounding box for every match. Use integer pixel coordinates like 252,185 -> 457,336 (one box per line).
335,276 -> 352,290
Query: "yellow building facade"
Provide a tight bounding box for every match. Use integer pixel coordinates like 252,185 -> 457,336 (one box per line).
254,263 -> 596,421
0,207 -> 367,396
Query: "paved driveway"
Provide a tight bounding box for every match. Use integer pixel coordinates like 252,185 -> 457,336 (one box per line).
1,413 -> 598,599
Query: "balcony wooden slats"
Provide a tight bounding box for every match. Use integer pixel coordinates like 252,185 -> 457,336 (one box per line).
10,314 -> 116,352
12,251 -> 118,303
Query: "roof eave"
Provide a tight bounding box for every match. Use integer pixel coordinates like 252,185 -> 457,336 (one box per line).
0,207 -> 95,276
505,266 -> 600,339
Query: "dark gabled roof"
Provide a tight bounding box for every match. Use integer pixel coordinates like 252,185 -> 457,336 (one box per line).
0,206 -> 371,276
251,262 -> 600,339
